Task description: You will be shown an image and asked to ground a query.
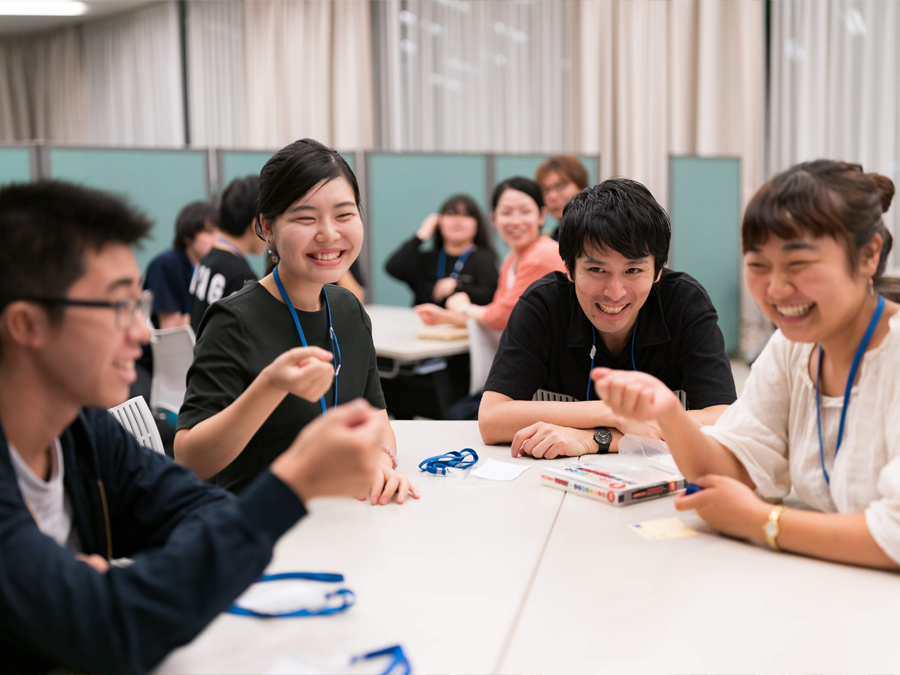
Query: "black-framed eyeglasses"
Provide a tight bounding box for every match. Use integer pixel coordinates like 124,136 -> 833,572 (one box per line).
20,289 -> 153,330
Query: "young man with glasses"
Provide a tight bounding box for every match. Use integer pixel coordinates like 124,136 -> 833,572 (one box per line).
0,181 -> 385,674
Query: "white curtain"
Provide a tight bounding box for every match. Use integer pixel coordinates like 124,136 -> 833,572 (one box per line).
373,0 -> 573,152
186,0 -> 244,147
574,0 -> 766,342
769,0 -> 900,271
82,1 -> 185,146
242,0 -> 374,150
0,28 -> 86,142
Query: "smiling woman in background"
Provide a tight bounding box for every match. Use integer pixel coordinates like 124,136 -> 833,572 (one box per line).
415,177 -> 565,332
386,194 -> 498,308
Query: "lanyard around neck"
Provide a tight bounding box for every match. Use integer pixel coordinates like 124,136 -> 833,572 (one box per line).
586,315 -> 639,401
816,294 -> 885,485
437,244 -> 474,280
272,266 -> 341,415
216,236 -> 245,259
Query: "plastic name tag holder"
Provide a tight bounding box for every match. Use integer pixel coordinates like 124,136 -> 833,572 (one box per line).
227,572 -> 354,619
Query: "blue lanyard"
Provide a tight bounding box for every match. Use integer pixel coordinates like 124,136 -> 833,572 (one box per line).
226,572 -> 354,618
586,315 -> 639,401
351,645 -> 412,675
418,449 -> 479,475
272,266 -> 342,415
816,294 -> 885,485
216,236 -> 245,259
437,245 -> 474,280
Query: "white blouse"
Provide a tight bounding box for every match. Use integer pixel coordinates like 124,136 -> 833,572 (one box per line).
702,311 -> 900,564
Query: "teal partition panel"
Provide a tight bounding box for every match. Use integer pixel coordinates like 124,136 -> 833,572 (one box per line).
669,156 -> 740,353
220,151 -> 356,278
368,153 -> 488,306
48,148 -> 209,275
494,154 -> 599,240
0,147 -> 31,187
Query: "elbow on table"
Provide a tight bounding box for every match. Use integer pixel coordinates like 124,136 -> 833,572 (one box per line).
477,396 -> 506,445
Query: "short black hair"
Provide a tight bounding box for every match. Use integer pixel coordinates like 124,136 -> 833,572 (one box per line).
0,180 -> 151,318
491,176 -> 544,212
218,175 -> 259,237
173,200 -> 217,250
558,178 -> 670,275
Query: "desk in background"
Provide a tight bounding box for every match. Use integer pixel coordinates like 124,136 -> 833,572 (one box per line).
157,421 -> 900,674
366,305 -> 470,418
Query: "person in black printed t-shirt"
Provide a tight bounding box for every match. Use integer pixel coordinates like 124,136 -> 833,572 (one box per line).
479,178 -> 736,459
189,175 -> 267,332
175,139 -> 420,504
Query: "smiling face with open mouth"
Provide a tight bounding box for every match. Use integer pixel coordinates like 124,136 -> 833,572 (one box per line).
265,177 -> 363,291
744,233 -> 875,344
572,245 -> 658,353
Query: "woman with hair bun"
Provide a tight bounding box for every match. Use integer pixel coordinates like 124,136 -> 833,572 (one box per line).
175,139 -> 419,504
592,160 -> 900,570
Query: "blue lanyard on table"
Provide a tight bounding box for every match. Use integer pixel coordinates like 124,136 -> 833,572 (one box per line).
437,245 -> 474,280
586,315 -> 639,401
351,644 -> 412,675
418,448 -> 479,475
216,236 -> 245,259
816,294 -> 885,485
226,572 -> 354,618
273,265 -> 342,415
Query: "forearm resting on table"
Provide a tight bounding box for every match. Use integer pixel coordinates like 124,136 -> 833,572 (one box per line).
175,375 -> 287,480
657,407 -> 752,485
479,392 -> 620,445
771,510 -> 898,570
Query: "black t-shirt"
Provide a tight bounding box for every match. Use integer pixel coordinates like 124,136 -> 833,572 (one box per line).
189,248 -> 257,332
177,281 -> 386,493
385,235 -> 499,307
484,270 -> 737,410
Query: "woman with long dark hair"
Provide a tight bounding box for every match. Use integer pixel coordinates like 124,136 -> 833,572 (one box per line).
386,194 -> 498,307
175,139 -> 418,504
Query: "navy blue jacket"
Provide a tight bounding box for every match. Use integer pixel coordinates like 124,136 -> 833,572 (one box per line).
0,408 -> 306,674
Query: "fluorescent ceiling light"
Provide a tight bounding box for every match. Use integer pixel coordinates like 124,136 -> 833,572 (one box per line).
0,1 -> 87,16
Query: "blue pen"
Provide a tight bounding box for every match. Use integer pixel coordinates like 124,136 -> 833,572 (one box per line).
685,482 -> 704,495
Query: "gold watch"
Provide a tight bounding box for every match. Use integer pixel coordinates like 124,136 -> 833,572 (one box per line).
763,505 -> 785,551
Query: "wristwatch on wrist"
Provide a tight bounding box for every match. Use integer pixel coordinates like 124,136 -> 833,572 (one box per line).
763,505 -> 785,551
592,427 -> 612,454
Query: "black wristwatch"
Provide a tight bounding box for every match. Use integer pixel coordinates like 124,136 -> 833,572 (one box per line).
592,427 -> 612,454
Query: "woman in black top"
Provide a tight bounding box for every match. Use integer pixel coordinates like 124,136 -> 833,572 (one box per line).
386,194 -> 498,307
175,139 -> 418,503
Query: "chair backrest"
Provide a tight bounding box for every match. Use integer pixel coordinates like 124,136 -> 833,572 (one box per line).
466,318 -> 503,395
109,396 -> 165,455
149,324 -> 196,417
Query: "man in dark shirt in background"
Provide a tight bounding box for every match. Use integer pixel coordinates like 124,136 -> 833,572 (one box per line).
190,176 -> 266,332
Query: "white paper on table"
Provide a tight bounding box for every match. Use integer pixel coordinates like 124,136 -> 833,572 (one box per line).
471,458 -> 530,481
233,580 -> 341,615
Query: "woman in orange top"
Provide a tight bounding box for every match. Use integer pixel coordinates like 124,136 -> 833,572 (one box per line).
416,176 -> 565,331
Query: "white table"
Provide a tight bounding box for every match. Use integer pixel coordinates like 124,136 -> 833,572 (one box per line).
157,422 -> 900,675
500,469 -> 900,674
156,421 -> 566,675
366,304 -> 469,362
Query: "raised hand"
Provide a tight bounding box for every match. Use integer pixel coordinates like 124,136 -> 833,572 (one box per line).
416,213 -> 441,241
262,346 -> 335,402
591,367 -> 682,424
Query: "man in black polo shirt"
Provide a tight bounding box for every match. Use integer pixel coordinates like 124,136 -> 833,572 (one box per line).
189,175 -> 266,332
479,178 -> 736,458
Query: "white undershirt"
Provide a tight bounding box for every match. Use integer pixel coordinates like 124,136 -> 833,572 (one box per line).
9,439 -> 81,551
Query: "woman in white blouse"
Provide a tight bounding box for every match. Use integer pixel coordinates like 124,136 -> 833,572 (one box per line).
592,160 -> 900,570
